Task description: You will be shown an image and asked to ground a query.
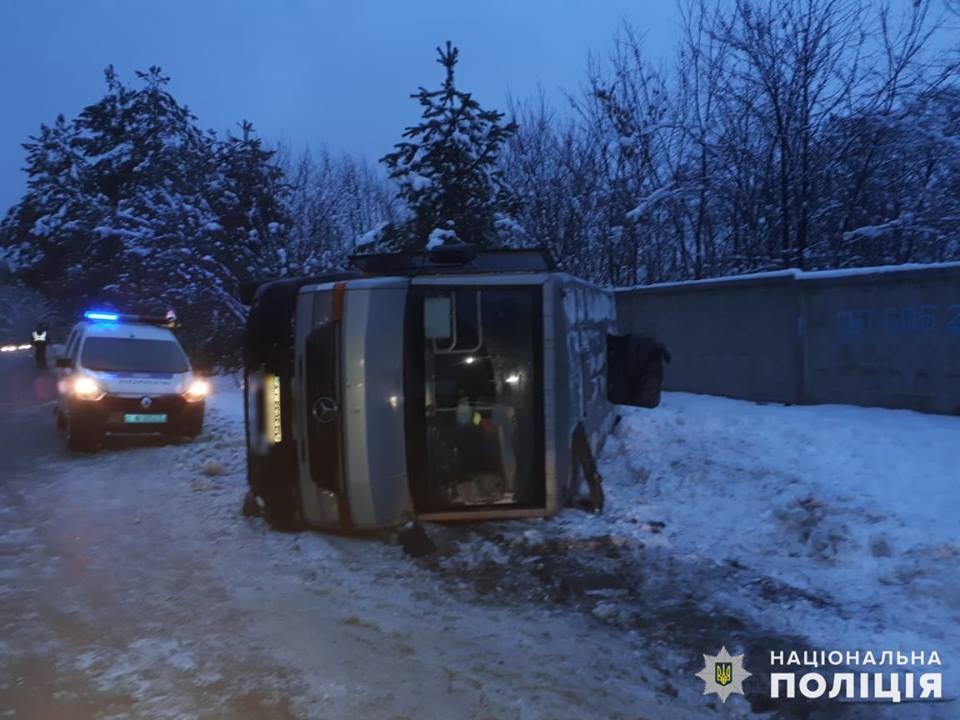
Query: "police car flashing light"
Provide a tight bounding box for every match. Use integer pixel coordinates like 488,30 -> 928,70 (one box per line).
83,311 -> 119,321
83,309 -> 177,328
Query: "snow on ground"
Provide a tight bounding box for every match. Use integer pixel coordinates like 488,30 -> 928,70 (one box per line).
186,382 -> 960,716
581,393 -> 960,670
3,376 -> 956,719
0,379 -> 714,719
204,385 -> 960,717
204,383 -> 959,716
416,392 -> 960,717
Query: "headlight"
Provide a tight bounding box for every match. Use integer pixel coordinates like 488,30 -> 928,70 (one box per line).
73,376 -> 105,401
183,379 -> 210,402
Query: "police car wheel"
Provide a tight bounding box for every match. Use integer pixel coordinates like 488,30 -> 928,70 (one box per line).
182,417 -> 203,438
66,417 -> 100,452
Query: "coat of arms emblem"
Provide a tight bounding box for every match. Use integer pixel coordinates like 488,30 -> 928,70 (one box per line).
696,646 -> 751,702
715,661 -> 733,686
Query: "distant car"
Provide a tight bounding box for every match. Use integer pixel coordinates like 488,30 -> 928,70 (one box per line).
55,311 -> 208,451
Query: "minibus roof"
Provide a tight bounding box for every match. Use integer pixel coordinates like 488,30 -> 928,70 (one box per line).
349,247 -> 556,276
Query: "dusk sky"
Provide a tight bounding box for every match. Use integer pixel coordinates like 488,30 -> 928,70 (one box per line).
0,0 -> 684,213
2,1 -> 956,216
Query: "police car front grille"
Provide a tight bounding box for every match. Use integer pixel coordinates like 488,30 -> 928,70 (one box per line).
103,395 -> 186,412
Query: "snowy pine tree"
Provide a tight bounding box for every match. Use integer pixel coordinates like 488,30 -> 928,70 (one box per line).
0,66 -> 290,364
2,112 -> 97,297
206,119 -> 289,279
379,42 -> 523,250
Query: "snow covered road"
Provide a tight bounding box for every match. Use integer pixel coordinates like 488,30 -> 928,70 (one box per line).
0,360 -> 707,720
0,354 -> 957,719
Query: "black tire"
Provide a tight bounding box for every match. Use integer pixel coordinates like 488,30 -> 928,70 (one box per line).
261,482 -> 303,532
177,416 -> 203,439
241,490 -> 262,518
66,415 -> 100,452
185,418 -> 203,438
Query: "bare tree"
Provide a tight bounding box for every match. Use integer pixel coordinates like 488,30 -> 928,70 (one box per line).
277,144 -> 397,274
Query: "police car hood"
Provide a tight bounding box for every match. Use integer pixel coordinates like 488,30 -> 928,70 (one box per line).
88,369 -> 192,396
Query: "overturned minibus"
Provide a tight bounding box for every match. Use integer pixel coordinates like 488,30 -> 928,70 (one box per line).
242,248 -> 664,531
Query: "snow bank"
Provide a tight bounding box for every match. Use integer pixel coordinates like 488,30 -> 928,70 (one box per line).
558,393 -> 960,696
597,393 -> 959,546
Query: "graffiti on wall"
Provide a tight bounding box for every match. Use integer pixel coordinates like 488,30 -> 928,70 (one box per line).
833,304 -> 960,337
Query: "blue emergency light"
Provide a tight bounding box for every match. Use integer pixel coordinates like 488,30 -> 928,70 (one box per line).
82,309 -> 177,327
83,311 -> 119,321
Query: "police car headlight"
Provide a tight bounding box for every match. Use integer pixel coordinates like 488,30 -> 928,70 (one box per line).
73,376 -> 105,401
183,379 -> 210,402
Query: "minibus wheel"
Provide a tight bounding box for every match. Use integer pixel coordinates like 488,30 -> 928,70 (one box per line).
262,484 -> 303,531
241,491 -> 262,518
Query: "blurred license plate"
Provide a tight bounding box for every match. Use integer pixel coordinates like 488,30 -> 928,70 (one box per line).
124,413 -> 167,424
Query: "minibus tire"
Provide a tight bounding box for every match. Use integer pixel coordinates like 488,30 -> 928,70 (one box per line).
262,484 -> 303,532
241,490 -> 262,518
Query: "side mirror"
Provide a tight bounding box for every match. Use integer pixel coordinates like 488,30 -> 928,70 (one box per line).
239,280 -> 264,306
56,357 -> 74,370
606,334 -> 671,408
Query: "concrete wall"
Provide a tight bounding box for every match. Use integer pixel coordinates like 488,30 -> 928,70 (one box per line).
616,263 -> 960,415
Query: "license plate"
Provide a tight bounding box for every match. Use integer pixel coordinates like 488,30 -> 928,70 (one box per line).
123,413 -> 167,424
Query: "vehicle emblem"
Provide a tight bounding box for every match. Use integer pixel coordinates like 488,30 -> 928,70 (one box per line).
141,396 -> 153,409
313,396 -> 339,424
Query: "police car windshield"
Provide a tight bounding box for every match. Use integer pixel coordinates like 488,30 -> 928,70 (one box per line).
81,338 -> 189,374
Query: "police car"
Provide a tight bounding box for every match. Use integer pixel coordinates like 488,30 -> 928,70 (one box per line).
55,310 -> 208,451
